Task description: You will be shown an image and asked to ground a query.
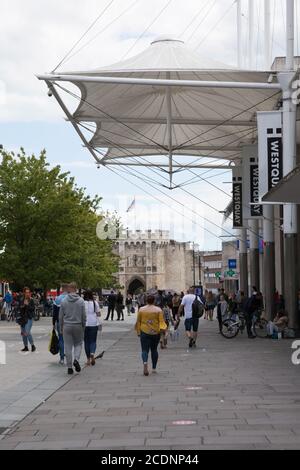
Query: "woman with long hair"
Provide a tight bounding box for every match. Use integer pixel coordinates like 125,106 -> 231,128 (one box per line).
135,295 -> 167,376
206,291 -> 216,321
84,290 -> 101,366
19,287 -> 36,352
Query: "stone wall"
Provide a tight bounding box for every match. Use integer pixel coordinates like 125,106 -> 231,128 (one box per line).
113,230 -> 196,294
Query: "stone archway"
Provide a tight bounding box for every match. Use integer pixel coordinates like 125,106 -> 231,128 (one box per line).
127,278 -> 146,295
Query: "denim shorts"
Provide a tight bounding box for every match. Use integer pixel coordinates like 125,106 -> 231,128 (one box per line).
185,317 -> 199,332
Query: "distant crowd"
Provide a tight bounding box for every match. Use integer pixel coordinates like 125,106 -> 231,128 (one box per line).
0,283 -> 297,378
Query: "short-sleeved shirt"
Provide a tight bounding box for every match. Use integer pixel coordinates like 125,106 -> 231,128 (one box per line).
181,294 -> 196,320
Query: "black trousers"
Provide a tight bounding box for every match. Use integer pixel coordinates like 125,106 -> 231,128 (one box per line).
105,305 -> 115,320
116,304 -> 124,320
244,311 -> 254,337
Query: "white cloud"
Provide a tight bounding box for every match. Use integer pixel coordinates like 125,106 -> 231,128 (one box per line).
0,0 -> 292,122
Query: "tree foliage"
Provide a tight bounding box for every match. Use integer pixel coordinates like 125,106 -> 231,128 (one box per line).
0,148 -> 118,290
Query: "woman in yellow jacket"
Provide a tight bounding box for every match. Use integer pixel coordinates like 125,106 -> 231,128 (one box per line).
135,294 -> 167,376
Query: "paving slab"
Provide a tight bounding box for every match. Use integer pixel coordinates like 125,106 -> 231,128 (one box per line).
1,317 -> 300,449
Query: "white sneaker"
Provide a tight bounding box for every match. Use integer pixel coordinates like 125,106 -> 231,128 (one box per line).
59,359 -> 64,365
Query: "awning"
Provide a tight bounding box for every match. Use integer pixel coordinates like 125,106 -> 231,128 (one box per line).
38,37 -> 282,187
262,165 -> 300,203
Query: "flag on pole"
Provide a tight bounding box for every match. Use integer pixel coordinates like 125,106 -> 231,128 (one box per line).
126,197 -> 136,213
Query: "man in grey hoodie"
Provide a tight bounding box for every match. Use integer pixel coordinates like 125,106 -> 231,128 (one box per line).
59,282 -> 86,375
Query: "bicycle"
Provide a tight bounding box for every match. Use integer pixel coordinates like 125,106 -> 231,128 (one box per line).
221,310 -> 269,339
6,305 -> 17,322
221,312 -> 246,339
34,306 -> 42,321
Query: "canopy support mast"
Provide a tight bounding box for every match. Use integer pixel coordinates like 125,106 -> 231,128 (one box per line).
237,0 -> 243,68
281,0 -> 298,329
166,72 -> 173,188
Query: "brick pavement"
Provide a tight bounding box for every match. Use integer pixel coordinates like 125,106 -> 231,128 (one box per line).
1,318 -> 300,450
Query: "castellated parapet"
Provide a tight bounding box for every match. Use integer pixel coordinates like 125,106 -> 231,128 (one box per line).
113,230 -> 196,293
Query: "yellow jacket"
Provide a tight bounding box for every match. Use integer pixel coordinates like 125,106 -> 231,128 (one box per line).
135,305 -> 167,335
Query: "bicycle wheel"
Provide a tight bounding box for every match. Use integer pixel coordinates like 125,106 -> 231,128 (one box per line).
253,318 -> 268,338
221,318 -> 240,339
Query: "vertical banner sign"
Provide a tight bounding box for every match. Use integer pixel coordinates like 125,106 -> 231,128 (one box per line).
232,166 -> 243,228
257,111 -> 283,199
242,145 -> 263,219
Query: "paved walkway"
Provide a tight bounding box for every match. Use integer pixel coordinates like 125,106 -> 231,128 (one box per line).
1,317 -> 300,450
0,313 -> 135,435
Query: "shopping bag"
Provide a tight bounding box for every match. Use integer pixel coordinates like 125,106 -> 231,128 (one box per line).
48,328 -> 59,355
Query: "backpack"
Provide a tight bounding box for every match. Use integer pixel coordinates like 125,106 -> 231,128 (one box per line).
192,295 -> 204,319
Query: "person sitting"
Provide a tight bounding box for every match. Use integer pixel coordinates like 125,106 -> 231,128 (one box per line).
267,310 -> 289,338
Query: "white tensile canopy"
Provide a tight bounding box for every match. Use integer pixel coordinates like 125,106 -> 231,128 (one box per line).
38,37 -> 282,187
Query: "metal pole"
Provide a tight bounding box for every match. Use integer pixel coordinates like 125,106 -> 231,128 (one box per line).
248,0 -> 255,69
239,228 -> 249,297
281,0 -> 298,329
237,0 -> 243,68
166,72 -> 173,188
248,219 -> 260,290
193,243 -> 196,286
263,205 -> 276,320
264,0 -> 271,68
199,253 -> 202,285
37,74 -> 282,90
286,0 -> 295,70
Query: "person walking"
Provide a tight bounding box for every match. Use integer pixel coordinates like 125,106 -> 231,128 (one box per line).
19,288 -> 36,352
59,283 -> 86,375
217,294 -> 228,333
4,289 -> 13,318
125,294 -> 133,316
135,295 -> 167,376
116,291 -> 124,321
172,293 -> 181,321
52,284 -> 68,365
206,291 -> 216,321
244,287 -> 260,339
217,288 -> 229,303
137,291 -> 146,308
178,287 -> 204,348
154,290 -> 164,309
84,290 -> 101,366
105,291 -> 116,321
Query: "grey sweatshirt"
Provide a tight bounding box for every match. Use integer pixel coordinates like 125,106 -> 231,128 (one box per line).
59,293 -> 86,332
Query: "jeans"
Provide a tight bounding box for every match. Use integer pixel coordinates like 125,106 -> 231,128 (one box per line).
140,332 -> 160,369
267,322 -> 279,336
21,319 -> 34,347
84,326 -> 98,358
55,321 -> 64,360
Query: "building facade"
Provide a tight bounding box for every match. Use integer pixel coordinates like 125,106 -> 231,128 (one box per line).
113,230 -> 196,294
199,251 -> 223,293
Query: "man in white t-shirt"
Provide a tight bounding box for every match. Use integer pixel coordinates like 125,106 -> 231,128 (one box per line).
178,287 -> 203,348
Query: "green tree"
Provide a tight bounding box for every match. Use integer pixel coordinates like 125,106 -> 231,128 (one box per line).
0,148 -> 118,291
